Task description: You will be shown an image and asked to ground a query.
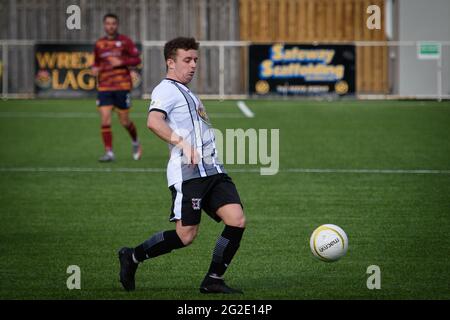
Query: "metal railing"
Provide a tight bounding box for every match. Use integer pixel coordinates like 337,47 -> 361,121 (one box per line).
354,41 -> 450,102
1,40 -> 449,100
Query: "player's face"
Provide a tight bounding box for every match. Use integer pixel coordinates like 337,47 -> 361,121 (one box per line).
169,49 -> 198,84
103,18 -> 118,37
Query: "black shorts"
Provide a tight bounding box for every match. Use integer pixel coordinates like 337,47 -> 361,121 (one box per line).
96,90 -> 131,109
169,173 -> 243,226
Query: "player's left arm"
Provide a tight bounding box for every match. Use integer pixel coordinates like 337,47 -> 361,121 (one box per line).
121,38 -> 141,67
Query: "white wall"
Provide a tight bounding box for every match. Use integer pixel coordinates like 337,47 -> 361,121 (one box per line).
397,0 -> 450,96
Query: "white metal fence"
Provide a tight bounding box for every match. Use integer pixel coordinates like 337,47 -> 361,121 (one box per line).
355,41 -> 450,101
141,41 -> 249,100
0,40 -> 250,100
1,40 -> 449,100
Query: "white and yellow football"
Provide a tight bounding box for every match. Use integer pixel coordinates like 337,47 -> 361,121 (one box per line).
310,224 -> 348,262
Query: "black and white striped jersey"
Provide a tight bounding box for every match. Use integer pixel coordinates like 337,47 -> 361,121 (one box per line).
148,78 -> 225,187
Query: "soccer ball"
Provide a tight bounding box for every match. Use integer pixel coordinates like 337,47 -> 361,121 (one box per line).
310,224 -> 348,262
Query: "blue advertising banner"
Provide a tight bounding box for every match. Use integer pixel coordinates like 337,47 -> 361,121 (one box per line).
249,44 -> 356,96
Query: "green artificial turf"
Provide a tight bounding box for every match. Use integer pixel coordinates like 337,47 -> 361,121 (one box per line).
0,99 -> 449,299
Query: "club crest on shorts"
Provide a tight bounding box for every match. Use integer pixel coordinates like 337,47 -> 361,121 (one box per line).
192,198 -> 202,210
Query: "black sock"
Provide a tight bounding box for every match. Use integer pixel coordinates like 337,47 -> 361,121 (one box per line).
207,225 -> 245,278
133,230 -> 185,262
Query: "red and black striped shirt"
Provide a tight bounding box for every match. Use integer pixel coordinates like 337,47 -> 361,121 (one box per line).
93,34 -> 141,91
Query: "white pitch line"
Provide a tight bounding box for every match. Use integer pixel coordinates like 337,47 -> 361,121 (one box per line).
0,167 -> 166,173
237,101 -> 255,118
0,112 -> 243,119
0,167 -> 449,175
0,112 -> 99,118
284,168 -> 450,174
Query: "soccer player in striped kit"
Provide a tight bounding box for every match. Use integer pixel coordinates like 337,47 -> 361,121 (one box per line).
118,37 -> 246,294
92,13 -> 142,162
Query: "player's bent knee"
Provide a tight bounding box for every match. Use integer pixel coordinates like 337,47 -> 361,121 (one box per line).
217,203 -> 246,227
236,214 -> 246,228
179,232 -> 197,246
176,226 -> 198,246
224,213 -> 246,228
119,115 -> 130,126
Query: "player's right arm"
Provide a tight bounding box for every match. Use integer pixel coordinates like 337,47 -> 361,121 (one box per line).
92,42 -> 102,76
147,93 -> 199,165
147,112 -> 199,165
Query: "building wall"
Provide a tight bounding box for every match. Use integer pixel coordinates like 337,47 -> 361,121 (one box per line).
397,0 -> 450,96
0,0 -> 243,96
0,0 -> 239,41
5,0 -> 447,97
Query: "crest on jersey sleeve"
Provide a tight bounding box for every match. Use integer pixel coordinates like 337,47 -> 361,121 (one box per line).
197,103 -> 211,126
150,99 -> 162,108
149,99 -> 163,112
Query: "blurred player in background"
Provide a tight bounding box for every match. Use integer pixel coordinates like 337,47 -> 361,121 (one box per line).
92,13 -> 142,162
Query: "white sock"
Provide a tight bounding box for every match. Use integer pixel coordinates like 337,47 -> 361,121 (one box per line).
106,150 -> 114,157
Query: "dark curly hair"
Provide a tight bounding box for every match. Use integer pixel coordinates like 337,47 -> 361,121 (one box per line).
164,37 -> 199,62
103,13 -> 119,22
